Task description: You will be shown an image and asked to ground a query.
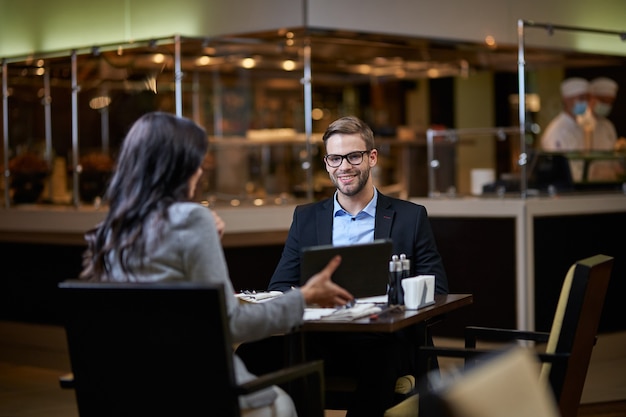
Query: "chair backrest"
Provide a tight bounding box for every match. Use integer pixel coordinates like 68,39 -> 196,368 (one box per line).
541,254 -> 614,417
425,346 -> 561,417
58,280 -> 241,417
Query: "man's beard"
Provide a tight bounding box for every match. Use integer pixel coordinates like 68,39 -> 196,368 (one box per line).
331,168 -> 370,197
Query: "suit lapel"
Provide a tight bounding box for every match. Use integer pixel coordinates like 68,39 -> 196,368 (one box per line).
316,199 -> 333,244
375,193 -> 395,240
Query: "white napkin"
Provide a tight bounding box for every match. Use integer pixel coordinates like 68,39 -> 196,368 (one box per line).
317,303 -> 382,321
235,291 -> 283,303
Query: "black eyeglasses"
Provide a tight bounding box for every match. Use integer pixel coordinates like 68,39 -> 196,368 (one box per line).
324,150 -> 370,168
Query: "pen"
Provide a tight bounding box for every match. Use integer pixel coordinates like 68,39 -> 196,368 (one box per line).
369,305 -> 404,320
393,255 -> 404,306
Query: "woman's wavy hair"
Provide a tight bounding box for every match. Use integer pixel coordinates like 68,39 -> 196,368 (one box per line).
81,111 -> 208,280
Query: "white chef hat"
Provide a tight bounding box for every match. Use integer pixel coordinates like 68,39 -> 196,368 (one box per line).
590,77 -> 618,97
560,77 -> 589,98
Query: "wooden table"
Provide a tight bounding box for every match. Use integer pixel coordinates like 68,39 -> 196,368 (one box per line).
300,293 -> 473,333
288,293 -> 473,410
290,293 -> 473,369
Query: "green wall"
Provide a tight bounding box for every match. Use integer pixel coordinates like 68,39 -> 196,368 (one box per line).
2,0 -> 625,59
0,0 -> 305,58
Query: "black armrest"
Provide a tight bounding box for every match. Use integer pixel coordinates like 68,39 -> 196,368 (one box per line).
418,324 -> 564,377
238,360 -> 325,417
60,361 -> 325,417
417,325 -> 551,376
465,326 -> 550,348
60,361 -> 323,394
237,360 -> 324,394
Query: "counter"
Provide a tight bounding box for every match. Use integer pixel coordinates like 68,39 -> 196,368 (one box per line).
0,203 -> 296,247
1,192 -> 625,333
412,193 -> 626,333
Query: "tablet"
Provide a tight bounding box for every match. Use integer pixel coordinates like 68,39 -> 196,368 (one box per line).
300,239 -> 393,298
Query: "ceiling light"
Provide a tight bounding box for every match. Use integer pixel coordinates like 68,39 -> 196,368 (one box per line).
89,96 -> 112,110
282,59 -> 296,71
427,68 -> 440,78
357,64 -> 371,74
311,108 -> 324,120
241,57 -> 256,68
196,56 -> 211,66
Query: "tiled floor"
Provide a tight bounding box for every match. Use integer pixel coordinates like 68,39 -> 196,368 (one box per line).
1,320 -> 625,417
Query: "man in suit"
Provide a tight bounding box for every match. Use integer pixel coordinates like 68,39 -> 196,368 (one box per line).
267,115 -> 448,416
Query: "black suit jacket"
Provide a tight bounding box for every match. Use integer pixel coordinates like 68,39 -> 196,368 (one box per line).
268,192 -> 448,294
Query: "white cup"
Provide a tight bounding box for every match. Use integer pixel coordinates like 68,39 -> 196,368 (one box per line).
402,275 -> 435,310
471,168 -> 495,196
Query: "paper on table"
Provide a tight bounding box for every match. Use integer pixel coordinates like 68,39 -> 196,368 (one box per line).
304,307 -> 337,321
304,303 -> 382,321
235,291 -> 283,303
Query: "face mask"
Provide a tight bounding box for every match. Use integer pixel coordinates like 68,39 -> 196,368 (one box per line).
571,100 -> 587,116
593,102 -> 612,118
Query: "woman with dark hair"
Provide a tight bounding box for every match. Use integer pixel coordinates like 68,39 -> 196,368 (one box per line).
80,111 -> 353,417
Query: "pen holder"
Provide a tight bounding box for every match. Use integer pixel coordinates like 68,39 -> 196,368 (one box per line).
396,274 -> 405,306
387,273 -> 398,306
388,255 -> 405,306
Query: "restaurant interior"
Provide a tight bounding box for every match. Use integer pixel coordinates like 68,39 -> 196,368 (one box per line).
1,1 -> 625,416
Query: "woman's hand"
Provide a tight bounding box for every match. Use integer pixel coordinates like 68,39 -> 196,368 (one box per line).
300,255 -> 353,307
211,209 -> 225,239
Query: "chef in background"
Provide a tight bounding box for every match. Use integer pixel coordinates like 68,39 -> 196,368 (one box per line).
578,77 -> 623,181
541,77 -> 590,181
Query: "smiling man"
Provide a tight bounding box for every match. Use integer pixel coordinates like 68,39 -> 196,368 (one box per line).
265,115 -> 448,416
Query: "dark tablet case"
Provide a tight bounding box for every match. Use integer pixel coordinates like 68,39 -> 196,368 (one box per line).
299,239 -> 393,298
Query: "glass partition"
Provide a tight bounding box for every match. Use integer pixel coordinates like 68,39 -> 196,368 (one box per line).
426,127 -> 522,197
2,32 -> 451,207
2,28 -> 625,207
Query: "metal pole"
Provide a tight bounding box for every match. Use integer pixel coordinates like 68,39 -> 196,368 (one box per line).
43,68 -> 52,166
174,34 -> 183,117
71,50 -> 80,207
426,129 -> 436,197
192,71 -> 200,124
302,0 -> 314,202
2,60 -> 9,207
517,21 -> 530,336
517,19 -> 528,200
212,68 -> 223,138
101,106 -> 109,155
303,38 -> 313,202
522,20 -> 626,38
43,67 -> 53,202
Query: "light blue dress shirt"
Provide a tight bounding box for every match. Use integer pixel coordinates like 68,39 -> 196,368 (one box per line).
332,188 -> 378,246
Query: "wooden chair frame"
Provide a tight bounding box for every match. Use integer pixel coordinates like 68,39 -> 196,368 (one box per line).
418,254 -> 614,417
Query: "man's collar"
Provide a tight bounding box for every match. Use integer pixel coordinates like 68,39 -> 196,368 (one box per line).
333,187 -> 378,217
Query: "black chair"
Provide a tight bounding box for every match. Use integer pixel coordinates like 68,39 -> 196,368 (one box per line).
387,254 -> 614,417
58,281 -> 325,417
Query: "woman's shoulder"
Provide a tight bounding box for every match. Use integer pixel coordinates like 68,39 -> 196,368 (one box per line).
168,202 -> 214,226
